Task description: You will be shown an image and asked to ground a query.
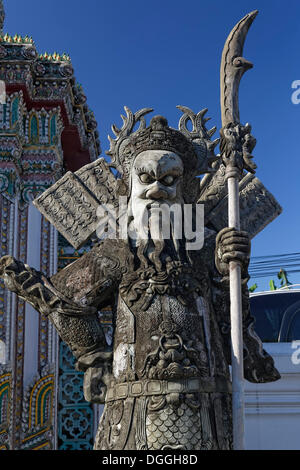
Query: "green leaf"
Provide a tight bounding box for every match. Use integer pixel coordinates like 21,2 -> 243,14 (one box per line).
249,283 -> 258,293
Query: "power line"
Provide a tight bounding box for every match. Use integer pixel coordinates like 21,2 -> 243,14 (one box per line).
249,252 -> 300,279
251,252 -> 300,260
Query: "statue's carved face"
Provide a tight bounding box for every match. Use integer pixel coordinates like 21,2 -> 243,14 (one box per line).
131,150 -> 184,204
128,150 -> 184,243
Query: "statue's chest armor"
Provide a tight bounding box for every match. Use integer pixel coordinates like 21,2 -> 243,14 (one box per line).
113,294 -> 210,382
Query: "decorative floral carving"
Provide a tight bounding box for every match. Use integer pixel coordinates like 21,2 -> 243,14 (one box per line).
59,63 -> 74,77
21,45 -> 37,60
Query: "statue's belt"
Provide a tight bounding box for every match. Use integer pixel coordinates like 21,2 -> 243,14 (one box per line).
105,376 -> 232,402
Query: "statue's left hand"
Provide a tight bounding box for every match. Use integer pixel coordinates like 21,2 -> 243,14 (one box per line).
215,227 -> 250,277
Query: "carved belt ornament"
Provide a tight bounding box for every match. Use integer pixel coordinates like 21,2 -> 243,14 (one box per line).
105,376 -> 232,402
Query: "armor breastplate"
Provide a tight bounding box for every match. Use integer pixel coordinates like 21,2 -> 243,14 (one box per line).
97,292 -> 232,451
112,293 -> 218,384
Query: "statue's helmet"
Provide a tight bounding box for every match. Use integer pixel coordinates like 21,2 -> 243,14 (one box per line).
106,106 -> 220,202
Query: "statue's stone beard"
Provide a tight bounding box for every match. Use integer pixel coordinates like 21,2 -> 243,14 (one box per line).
128,201 -> 190,273
120,200 -> 199,310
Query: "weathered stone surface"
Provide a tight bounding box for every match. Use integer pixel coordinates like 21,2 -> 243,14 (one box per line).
0,127 -> 281,450
202,171 -> 282,239
0,11 -> 283,451
33,158 -> 118,249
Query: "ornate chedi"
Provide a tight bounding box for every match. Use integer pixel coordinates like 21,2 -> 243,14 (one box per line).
0,1 -> 100,450
0,10 -> 283,451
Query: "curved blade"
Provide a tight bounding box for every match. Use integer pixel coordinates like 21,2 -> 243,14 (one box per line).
220,10 -> 258,126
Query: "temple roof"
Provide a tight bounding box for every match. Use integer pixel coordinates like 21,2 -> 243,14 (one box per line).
0,0 -> 101,171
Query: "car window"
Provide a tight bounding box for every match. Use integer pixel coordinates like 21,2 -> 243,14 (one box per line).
250,292 -> 300,342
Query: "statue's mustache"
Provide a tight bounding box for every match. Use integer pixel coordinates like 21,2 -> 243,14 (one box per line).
133,201 -> 180,241
126,199 -> 204,252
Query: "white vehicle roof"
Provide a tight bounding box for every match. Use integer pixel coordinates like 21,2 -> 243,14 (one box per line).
250,285 -> 300,297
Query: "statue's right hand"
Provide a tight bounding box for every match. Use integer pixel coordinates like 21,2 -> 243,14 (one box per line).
0,255 -> 16,276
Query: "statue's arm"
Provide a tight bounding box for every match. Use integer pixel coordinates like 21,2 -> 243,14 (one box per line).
214,227 -> 281,383
0,239 -> 132,402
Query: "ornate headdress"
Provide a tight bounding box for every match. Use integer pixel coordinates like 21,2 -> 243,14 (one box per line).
106,106 -> 220,200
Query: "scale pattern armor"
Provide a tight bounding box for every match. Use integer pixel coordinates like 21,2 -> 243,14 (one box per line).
146,403 -> 203,450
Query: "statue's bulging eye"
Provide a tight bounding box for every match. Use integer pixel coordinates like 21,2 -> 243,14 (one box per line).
161,175 -> 175,186
139,173 -> 154,184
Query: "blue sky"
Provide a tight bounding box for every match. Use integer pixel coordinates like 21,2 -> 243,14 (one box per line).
4,0 -> 300,290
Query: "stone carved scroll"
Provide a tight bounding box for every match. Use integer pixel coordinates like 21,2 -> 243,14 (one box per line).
75,158 -> 118,208
33,158 -> 118,249
201,171 -> 282,239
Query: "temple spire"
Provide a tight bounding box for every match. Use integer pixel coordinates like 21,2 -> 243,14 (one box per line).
0,0 -> 5,34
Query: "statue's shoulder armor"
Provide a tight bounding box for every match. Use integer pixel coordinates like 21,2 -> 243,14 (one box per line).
51,238 -> 134,305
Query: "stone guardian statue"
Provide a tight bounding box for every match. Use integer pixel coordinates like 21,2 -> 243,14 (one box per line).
0,12 -> 281,450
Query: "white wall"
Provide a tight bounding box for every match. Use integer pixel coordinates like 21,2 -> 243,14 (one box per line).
245,343 -> 300,450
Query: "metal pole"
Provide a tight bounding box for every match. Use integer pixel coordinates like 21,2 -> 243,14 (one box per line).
227,175 -> 245,450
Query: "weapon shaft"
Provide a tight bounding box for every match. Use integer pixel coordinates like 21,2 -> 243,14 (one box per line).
228,176 -> 245,450
220,10 -> 258,450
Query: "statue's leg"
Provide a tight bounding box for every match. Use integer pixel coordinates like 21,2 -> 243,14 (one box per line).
145,392 -> 232,450
94,398 -> 135,450
212,392 -> 233,450
145,395 -> 202,450
93,392 -> 232,450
